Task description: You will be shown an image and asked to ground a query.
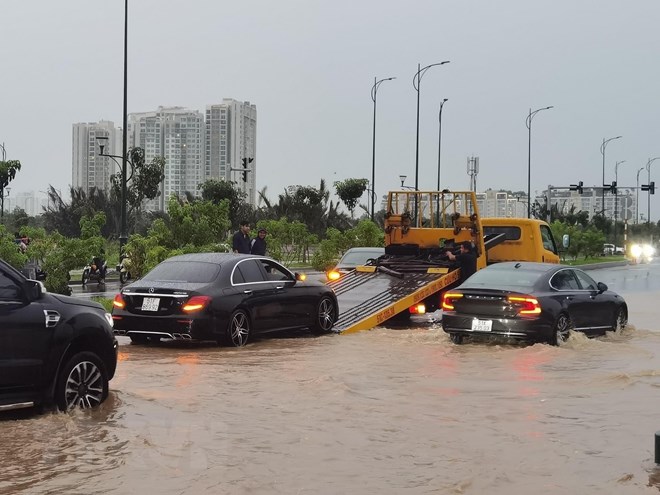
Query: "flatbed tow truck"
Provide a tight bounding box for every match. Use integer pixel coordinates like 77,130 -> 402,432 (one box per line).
328,190 -> 561,334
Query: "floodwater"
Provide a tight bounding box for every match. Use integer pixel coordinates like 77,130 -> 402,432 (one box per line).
3,265 -> 660,494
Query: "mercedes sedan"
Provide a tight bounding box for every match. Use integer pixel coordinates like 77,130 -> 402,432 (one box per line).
441,262 -> 628,345
112,253 -> 339,346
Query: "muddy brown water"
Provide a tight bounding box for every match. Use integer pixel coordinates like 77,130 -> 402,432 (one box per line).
3,271 -> 660,494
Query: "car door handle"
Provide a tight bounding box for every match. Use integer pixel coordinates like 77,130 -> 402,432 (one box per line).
565,296 -> 573,301
243,290 -> 253,295
275,286 -> 284,290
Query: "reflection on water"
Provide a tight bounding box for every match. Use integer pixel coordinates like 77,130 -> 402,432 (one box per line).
3,321 -> 660,494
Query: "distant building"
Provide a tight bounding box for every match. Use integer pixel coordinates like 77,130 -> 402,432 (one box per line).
205,99 -> 257,205
128,107 -> 205,211
533,187 -> 636,222
72,121 -> 121,194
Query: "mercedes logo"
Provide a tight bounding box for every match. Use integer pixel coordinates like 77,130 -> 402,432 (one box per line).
149,287 -> 155,293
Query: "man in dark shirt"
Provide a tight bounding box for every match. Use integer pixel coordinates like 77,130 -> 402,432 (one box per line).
446,240 -> 477,283
250,228 -> 267,256
232,221 -> 251,254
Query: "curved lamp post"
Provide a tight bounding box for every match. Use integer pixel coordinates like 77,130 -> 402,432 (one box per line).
371,76 -> 395,222
636,167 -> 644,224
646,156 -> 660,228
613,160 -> 626,242
600,135 -> 622,217
525,106 -> 553,218
413,61 -> 449,192
437,98 -> 448,191
97,136 -> 133,247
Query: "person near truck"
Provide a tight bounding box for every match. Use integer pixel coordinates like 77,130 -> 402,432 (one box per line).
232,221 -> 251,254
445,240 -> 477,284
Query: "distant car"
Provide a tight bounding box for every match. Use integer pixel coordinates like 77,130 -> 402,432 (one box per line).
630,243 -> 655,264
0,259 -> 118,412
441,262 -> 628,346
326,247 -> 385,281
112,253 -> 339,346
602,243 -> 615,256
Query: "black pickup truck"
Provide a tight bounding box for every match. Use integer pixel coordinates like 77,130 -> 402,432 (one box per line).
0,259 -> 118,412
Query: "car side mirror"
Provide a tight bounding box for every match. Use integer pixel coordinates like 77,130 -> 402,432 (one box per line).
596,281 -> 608,293
26,279 -> 45,301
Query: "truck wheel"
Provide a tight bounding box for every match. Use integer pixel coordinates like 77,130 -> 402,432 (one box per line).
55,351 -> 109,411
450,333 -> 464,345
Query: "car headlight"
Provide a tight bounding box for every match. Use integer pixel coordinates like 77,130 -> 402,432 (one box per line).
643,244 -> 655,257
631,244 -> 642,257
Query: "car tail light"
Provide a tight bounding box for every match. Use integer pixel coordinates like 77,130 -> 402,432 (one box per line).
113,293 -> 126,309
409,303 -> 426,314
182,295 -> 212,313
441,292 -> 463,311
507,295 -> 541,315
327,270 -> 341,281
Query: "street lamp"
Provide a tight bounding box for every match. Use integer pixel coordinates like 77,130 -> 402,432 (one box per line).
97,136 -> 132,248
525,106 -> 553,218
646,156 -> 660,228
371,76 -> 395,222
413,61 -> 449,192
636,167 -> 644,224
399,175 -> 416,190
600,135 -> 622,216
614,159 -> 626,243
437,98 -> 448,191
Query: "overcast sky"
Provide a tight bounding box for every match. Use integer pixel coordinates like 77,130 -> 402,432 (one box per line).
2,1 -> 660,218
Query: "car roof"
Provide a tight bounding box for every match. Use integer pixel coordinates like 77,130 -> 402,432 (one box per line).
484,261 -> 563,274
163,253 -> 265,264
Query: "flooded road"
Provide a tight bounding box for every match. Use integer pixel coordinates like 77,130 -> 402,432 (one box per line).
3,263 -> 660,494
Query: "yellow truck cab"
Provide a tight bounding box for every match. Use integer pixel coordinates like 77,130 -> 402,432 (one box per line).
481,217 -> 560,264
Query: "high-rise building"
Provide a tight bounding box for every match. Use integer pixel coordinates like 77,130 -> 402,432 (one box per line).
129,106 -> 205,211
72,121 -> 121,194
206,99 -> 257,205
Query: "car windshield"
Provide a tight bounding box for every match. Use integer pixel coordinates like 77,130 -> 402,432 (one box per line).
463,266 -> 540,289
340,250 -> 383,265
142,261 -> 221,283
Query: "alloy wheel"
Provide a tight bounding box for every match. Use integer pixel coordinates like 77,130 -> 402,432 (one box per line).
229,310 -> 250,347
63,360 -> 105,410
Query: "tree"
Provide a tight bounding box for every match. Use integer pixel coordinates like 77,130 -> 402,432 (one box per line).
311,219 -> 384,271
0,159 -> 21,220
334,178 -> 368,217
199,179 -> 250,229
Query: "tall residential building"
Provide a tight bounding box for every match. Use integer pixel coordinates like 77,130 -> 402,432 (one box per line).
72,121 -> 121,194
206,99 -> 257,205
129,107 -> 205,211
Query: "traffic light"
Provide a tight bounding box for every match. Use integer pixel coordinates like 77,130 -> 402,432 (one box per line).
603,181 -> 617,194
569,180 -> 584,194
642,182 -> 655,194
241,157 -> 253,183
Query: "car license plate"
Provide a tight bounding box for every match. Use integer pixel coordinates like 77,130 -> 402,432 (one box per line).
141,297 -> 160,311
471,319 -> 492,332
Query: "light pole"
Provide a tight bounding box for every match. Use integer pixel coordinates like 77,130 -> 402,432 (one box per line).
437,98 -> 448,191
600,135 -> 622,217
636,167 -> 644,224
413,61 -> 449,192
614,160 -> 626,243
0,142 -> 5,161
97,136 -> 133,247
399,175 -> 416,190
371,76 -> 395,222
525,106 -> 553,218
646,156 -> 660,228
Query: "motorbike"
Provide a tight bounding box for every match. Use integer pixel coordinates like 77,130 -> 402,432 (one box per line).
117,256 -> 133,284
82,257 -> 107,285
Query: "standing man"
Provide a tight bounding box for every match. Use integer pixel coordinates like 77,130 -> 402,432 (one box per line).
251,228 -> 267,256
445,240 -> 477,284
232,221 -> 251,254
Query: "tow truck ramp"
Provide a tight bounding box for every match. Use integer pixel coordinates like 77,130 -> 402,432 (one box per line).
329,266 -> 460,334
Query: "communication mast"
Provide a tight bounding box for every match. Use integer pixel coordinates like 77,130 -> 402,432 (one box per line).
467,156 -> 479,192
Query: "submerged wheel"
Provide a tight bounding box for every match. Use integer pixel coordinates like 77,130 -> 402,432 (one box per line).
611,307 -> 628,333
450,333 -> 464,345
55,351 -> 109,411
311,296 -> 336,334
551,313 -> 572,346
223,309 -> 250,347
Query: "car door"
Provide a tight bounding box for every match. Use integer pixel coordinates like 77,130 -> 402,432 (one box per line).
0,269 -> 53,396
258,259 -> 314,328
231,259 -> 282,332
572,269 -> 614,333
549,268 -> 592,330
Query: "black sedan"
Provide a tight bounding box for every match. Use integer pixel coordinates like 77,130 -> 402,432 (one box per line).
0,260 -> 118,413
112,253 -> 339,346
441,262 -> 628,345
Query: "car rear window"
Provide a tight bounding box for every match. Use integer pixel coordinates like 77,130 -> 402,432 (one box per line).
142,261 -> 221,283
463,266 -> 539,289
341,250 -> 384,264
